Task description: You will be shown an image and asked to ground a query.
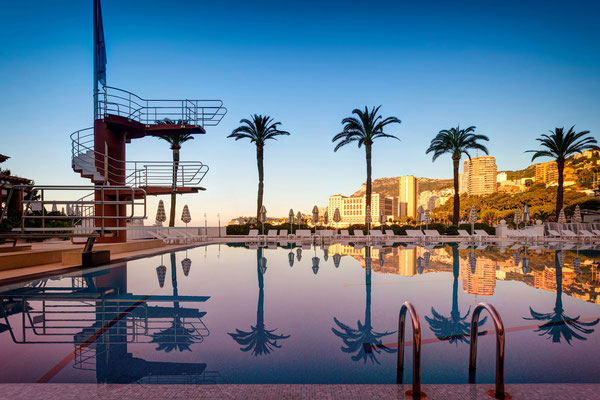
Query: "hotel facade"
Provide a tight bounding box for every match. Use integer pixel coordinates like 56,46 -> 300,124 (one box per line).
327,176 -> 418,226
460,156 -> 498,196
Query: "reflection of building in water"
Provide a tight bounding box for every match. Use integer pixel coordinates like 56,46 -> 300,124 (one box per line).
460,257 -> 496,296
533,266 -> 575,292
328,244 -> 420,276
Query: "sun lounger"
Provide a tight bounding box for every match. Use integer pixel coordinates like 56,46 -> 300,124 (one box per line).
424,229 -> 441,238
148,230 -> 183,244
353,230 -> 367,239
246,229 -> 260,241
296,229 -> 313,242
384,230 -> 398,239
474,230 -> 493,241
457,229 -> 472,239
278,229 -> 288,239
339,230 -> 352,239
405,230 -> 425,239
176,230 -> 206,242
318,230 -> 335,241
266,230 -> 278,241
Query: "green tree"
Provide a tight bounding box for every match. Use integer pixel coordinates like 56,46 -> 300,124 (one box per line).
332,106 -> 401,228
228,115 -> 290,222
426,126 -> 489,225
156,119 -> 194,227
526,126 -> 598,217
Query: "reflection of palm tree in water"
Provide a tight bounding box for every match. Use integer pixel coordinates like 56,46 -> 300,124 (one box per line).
425,245 -> 486,344
229,248 -> 290,355
151,252 -> 199,352
332,246 -> 396,364
525,250 -> 599,344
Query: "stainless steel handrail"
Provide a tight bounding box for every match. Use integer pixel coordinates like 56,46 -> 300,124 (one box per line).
13,185 -> 147,238
70,128 -> 209,187
469,302 -> 508,399
397,301 -> 424,398
98,86 -> 227,127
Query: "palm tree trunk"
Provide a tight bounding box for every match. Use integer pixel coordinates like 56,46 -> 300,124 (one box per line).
364,246 -> 372,328
169,148 -> 180,227
452,156 -> 460,226
556,159 -> 565,217
256,248 -> 265,328
256,144 -> 264,223
365,143 -> 372,230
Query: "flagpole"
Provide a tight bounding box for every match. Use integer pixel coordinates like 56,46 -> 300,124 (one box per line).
93,0 -> 98,120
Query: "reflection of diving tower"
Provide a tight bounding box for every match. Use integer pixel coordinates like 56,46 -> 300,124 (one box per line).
0,260 -> 219,383
70,0 -> 226,242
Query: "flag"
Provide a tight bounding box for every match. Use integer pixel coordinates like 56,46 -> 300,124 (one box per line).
94,0 -> 107,86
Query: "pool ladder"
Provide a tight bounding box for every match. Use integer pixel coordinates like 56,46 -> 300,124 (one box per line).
396,301 -> 508,399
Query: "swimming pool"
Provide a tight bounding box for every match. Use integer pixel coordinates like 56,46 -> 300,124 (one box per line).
0,243 -> 598,384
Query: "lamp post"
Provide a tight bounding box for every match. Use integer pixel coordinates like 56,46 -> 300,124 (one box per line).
204,212 -> 207,236
217,213 -> 221,237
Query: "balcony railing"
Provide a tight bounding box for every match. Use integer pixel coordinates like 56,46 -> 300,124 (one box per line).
96,86 -> 227,127
71,127 -> 209,188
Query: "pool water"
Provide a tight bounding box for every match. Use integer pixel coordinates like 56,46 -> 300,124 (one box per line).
0,243 -> 599,384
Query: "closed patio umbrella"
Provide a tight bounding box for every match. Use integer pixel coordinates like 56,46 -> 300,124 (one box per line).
333,253 -> 341,268
312,205 -> 319,234
156,200 -> 167,226
288,209 -> 294,233
156,264 -> 167,288
469,206 -> 477,235
312,256 -> 320,275
323,210 -> 329,227
468,250 -> 477,274
523,205 -> 530,225
417,205 -> 424,226
574,205 -> 582,223
181,256 -> 192,277
296,211 -> 303,230
333,208 -> 341,230
558,208 -> 567,224
513,208 -> 521,228
296,247 -> 302,261
288,250 -> 295,267
259,205 -> 267,234
424,210 -> 431,230
181,204 -> 191,228
260,256 -> 268,275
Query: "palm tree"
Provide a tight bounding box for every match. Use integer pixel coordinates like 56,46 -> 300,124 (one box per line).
156,119 -> 194,227
332,106 -> 401,228
229,248 -> 290,355
332,247 -> 396,364
426,126 -> 489,225
526,127 -> 598,217
425,244 -> 486,344
228,115 -> 290,222
524,250 -> 599,343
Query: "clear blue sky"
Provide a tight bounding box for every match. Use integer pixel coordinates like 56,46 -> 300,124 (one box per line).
1,0 -> 599,224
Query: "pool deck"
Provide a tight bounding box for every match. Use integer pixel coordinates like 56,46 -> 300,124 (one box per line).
0,383 -> 597,399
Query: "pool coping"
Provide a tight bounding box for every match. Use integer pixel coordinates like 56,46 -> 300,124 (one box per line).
0,383 -> 597,399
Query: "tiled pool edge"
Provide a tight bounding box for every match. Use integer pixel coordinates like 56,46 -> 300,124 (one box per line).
0,383 -> 595,399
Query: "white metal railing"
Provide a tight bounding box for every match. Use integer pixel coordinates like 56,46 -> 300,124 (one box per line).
96,86 -> 227,127
13,185 -> 147,237
71,127 -> 209,187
